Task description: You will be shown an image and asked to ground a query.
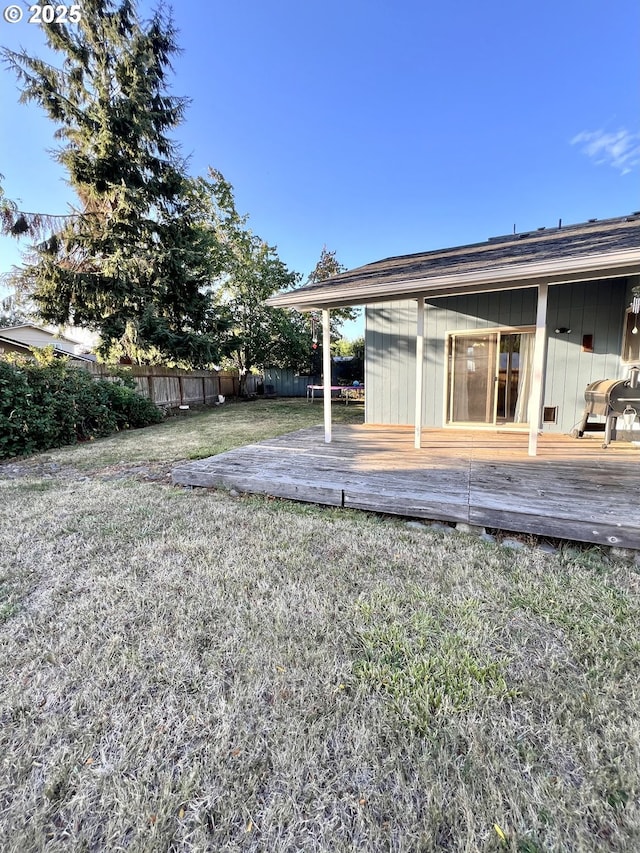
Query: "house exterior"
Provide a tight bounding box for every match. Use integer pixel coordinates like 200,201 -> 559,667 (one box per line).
0,324 -> 97,363
365,277 -> 636,435
267,214 -> 640,455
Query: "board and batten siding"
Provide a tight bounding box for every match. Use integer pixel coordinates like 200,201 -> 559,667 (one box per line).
365,300 -> 417,425
544,278 -> 627,433
365,278 -> 628,434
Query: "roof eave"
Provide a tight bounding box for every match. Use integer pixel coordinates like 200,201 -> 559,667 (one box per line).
266,248 -> 640,311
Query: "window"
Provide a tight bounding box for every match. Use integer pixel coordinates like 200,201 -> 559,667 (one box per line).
622,310 -> 640,363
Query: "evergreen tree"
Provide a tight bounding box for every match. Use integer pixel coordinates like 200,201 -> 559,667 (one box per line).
0,285 -> 36,328
2,0 -> 226,364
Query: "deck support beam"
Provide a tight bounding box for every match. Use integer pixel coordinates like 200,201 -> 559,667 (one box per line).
528,282 -> 549,456
414,296 -> 425,449
322,308 -> 332,443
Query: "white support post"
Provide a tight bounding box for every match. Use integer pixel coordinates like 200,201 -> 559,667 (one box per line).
528,283 -> 549,456
414,297 -> 425,449
322,308 -> 332,443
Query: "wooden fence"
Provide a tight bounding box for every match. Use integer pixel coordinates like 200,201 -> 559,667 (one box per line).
84,364 -> 240,408
82,363 -> 329,405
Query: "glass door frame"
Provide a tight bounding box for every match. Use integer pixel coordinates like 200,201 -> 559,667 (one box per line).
444,326 -> 536,428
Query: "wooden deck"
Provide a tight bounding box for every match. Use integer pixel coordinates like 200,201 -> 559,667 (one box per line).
172,426 -> 640,549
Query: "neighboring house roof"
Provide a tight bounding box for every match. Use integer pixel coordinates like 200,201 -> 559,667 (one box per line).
0,324 -> 97,361
267,214 -> 640,310
0,335 -> 96,362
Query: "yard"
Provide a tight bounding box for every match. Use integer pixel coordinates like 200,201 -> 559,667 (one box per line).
1,400 -> 639,852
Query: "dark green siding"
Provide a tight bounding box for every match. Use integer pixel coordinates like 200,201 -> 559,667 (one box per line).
365,278 -> 629,433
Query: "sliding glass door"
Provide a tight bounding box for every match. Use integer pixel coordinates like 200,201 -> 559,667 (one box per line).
447,330 -> 535,426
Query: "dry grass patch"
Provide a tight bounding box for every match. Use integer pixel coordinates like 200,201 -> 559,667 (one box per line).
1,470 -> 640,852
31,398 -> 364,473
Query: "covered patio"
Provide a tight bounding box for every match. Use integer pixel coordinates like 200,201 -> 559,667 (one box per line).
265,215 -> 640,457
172,425 -> 640,549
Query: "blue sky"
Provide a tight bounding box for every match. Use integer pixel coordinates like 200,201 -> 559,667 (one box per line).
1,0 -> 639,339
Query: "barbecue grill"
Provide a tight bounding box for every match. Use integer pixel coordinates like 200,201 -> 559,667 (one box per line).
574,366 -> 640,447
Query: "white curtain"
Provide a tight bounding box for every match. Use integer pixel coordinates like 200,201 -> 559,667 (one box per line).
514,334 -> 535,423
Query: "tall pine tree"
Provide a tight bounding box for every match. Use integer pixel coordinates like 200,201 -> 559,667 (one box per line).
2,0 -> 226,363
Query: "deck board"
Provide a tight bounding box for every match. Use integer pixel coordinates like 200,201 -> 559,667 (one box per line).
171,426 -> 640,549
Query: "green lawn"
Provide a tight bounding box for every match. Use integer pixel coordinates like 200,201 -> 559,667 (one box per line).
1,400 -> 639,852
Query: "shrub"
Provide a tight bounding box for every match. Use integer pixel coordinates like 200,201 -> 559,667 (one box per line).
98,375 -> 163,431
0,358 -> 163,459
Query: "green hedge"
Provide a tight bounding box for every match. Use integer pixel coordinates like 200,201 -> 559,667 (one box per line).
0,359 -> 163,459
